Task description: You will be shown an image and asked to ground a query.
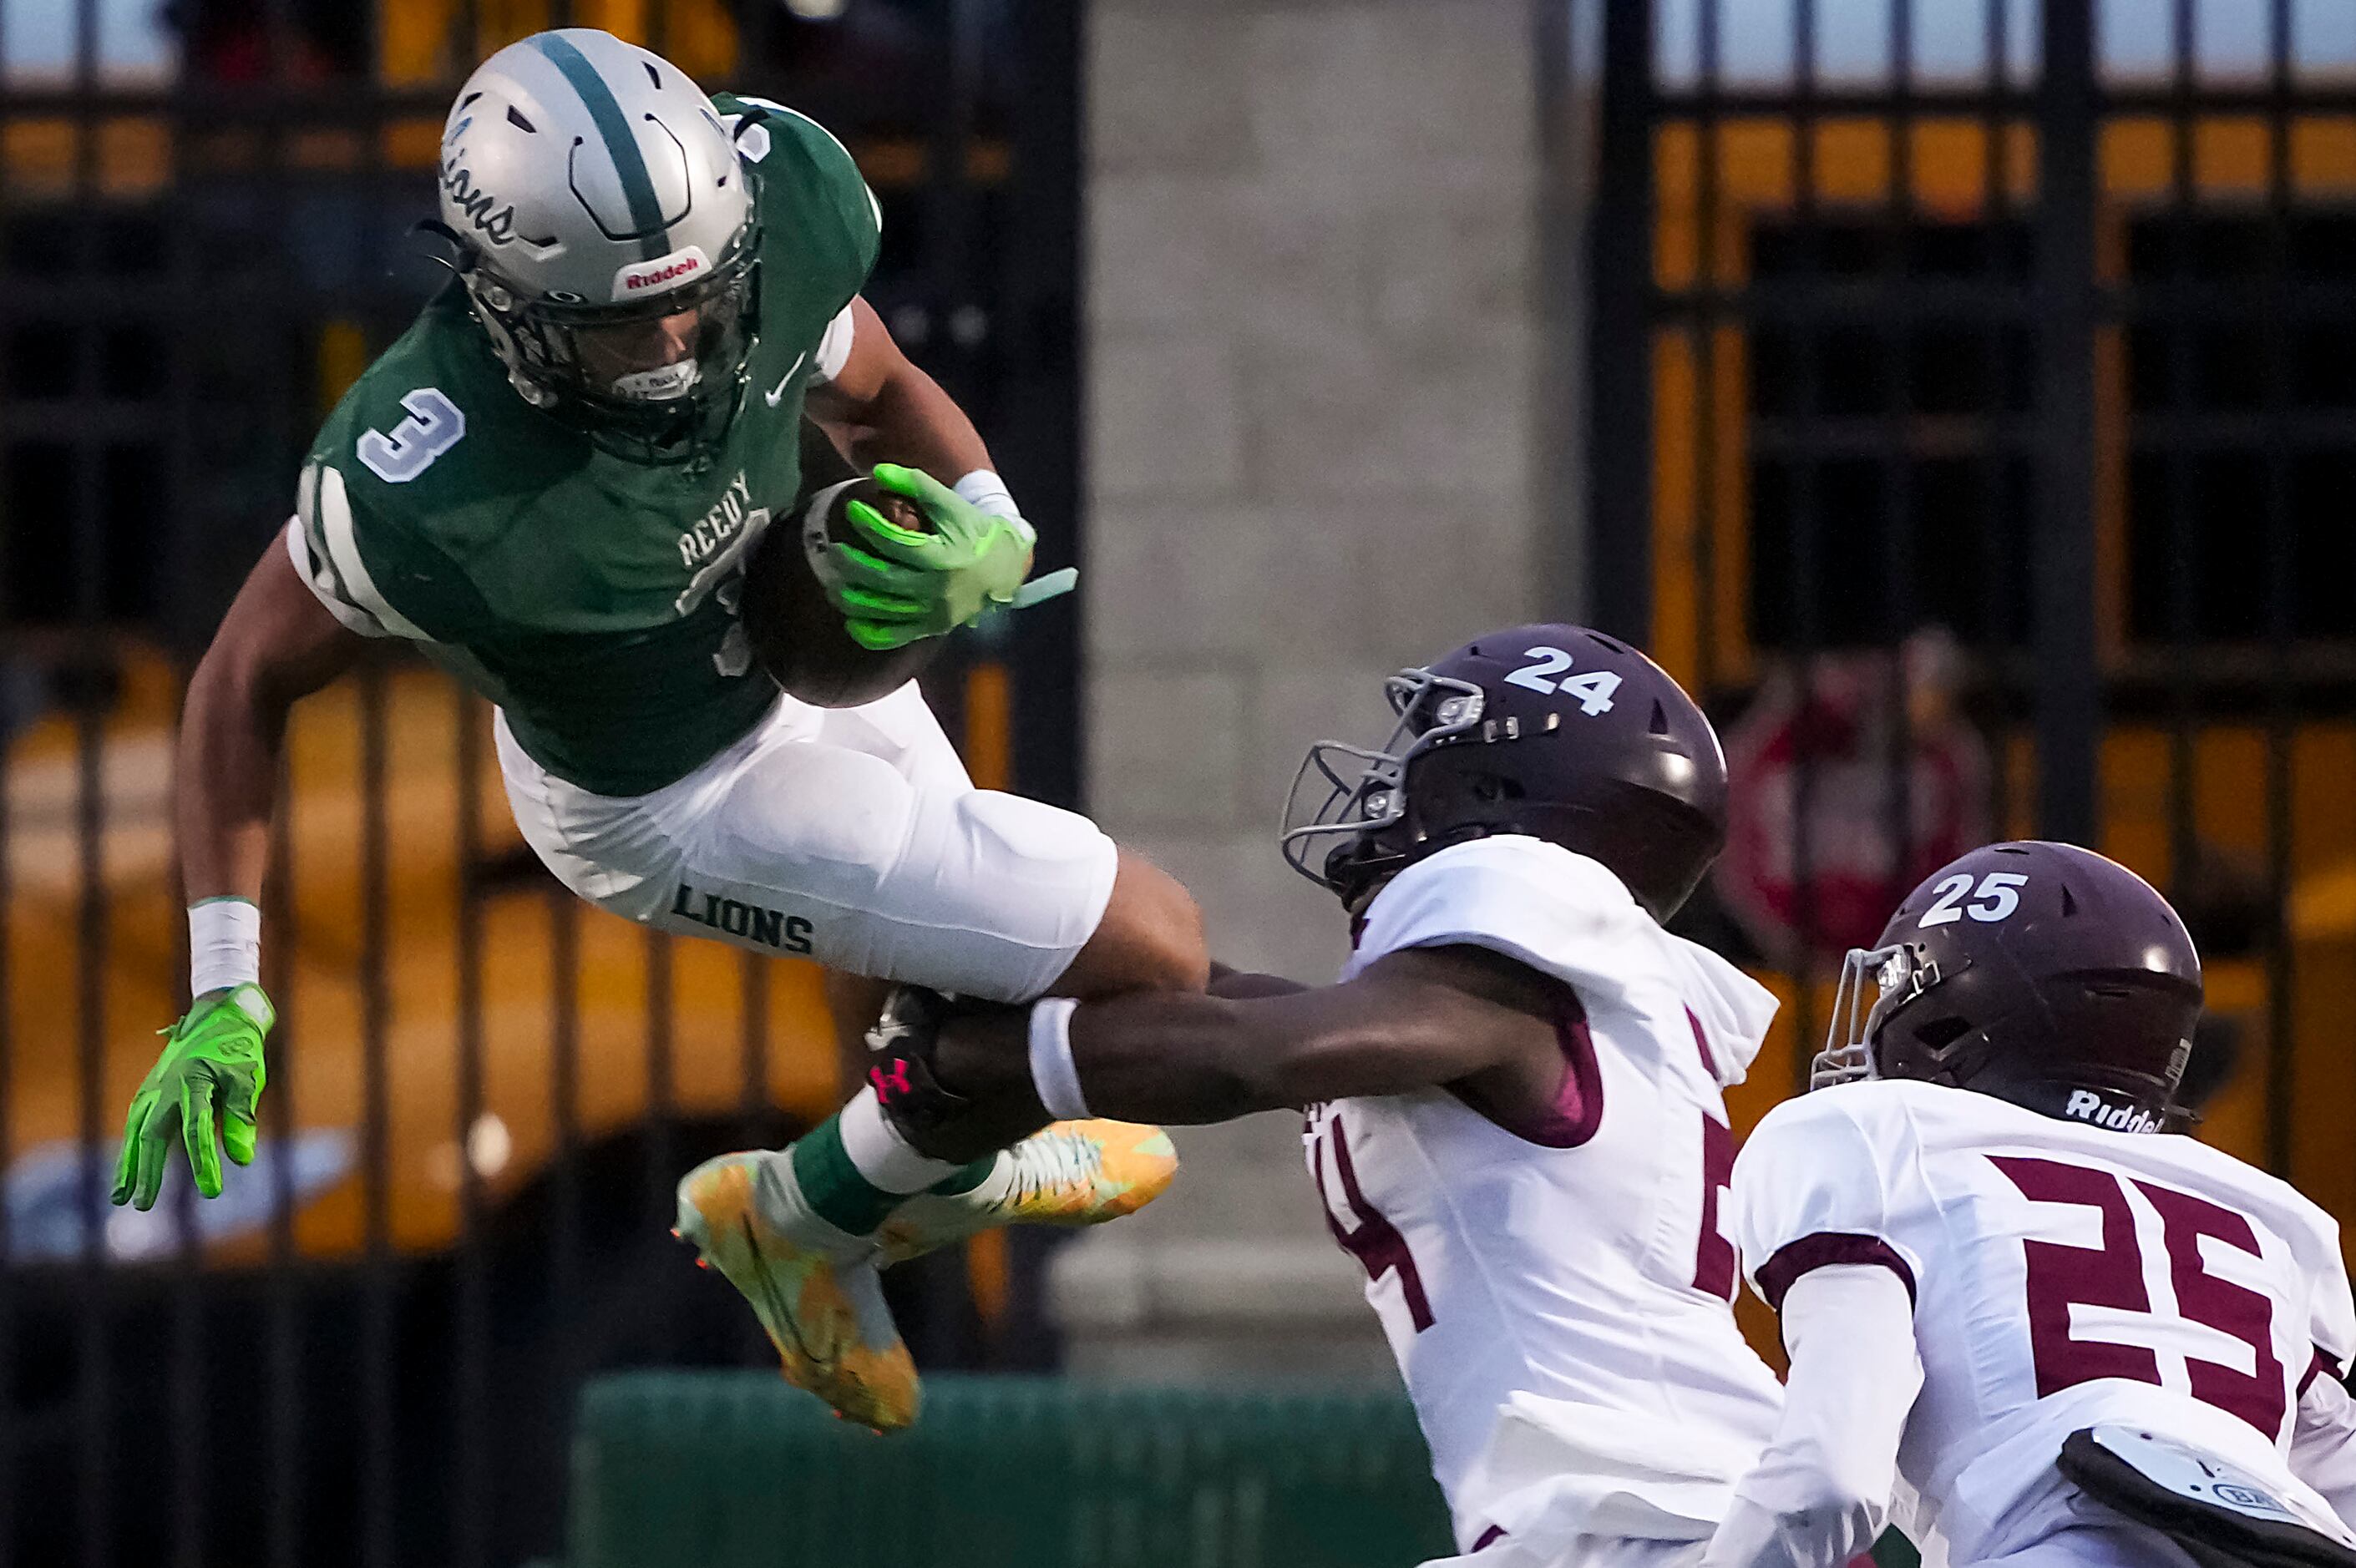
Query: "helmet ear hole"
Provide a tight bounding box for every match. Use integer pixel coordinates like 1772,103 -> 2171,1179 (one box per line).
1914,1016 -> 1972,1051
1649,700 -> 1669,736
1472,775 -> 1526,804
2061,884 -> 2080,917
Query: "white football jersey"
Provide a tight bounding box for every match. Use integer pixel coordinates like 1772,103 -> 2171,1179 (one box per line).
1304,836 -> 1786,1555
1731,1079 -> 2356,1564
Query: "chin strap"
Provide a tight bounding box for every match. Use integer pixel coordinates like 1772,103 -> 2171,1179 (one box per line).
408,217 -> 477,280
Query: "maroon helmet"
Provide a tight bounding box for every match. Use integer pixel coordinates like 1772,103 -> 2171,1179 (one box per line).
1816,841 -> 2203,1130
1279,625 -> 1729,919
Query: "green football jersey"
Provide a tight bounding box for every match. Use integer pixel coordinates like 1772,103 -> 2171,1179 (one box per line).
291,95 -> 879,797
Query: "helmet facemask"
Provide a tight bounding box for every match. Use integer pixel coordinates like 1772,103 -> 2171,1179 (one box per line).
434,29 -> 773,466
1815,938 -> 2194,1129
462,214 -> 761,462
1280,668 -> 1487,908
1813,940 -> 1942,1091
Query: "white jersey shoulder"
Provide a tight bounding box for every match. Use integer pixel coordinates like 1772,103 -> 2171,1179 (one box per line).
1313,836 -> 1783,1556
1733,1079 -> 2353,1562
1343,835 -> 1776,1085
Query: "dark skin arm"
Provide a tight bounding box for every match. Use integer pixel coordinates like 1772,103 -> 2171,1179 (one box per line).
1207,961 -> 1310,1000
180,541 -> 370,905
905,945 -> 1574,1164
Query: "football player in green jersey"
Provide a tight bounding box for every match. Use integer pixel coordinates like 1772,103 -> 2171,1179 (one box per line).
116,28 -> 1208,1429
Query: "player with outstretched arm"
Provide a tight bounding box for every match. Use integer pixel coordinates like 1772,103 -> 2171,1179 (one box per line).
117,28 -> 1203,1433
830,625 -> 1789,1563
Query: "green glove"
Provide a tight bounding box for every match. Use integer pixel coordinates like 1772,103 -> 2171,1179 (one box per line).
828,463 -> 1077,652
110,983 -> 275,1211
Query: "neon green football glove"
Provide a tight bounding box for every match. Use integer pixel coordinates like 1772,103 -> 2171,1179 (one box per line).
110,983 -> 274,1211
828,463 -> 1078,652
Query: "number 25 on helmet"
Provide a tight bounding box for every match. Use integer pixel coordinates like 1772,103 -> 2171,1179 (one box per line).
1817,841 -> 2203,1131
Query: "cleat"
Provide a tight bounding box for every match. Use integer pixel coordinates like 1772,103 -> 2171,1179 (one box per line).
874,1120 -> 1178,1266
676,1151 -> 920,1432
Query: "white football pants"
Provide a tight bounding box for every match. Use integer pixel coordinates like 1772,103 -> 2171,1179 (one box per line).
1422,1535 -> 1707,1568
1968,1523 -> 2201,1568
497,682 -> 1117,1002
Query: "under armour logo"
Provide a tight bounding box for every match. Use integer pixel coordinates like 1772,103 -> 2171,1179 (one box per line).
870,1058 -> 914,1102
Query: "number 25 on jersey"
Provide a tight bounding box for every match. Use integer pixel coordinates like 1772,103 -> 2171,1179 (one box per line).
1995,1154 -> 2289,1439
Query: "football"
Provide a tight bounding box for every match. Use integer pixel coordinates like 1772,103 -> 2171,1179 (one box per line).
741,429 -> 940,708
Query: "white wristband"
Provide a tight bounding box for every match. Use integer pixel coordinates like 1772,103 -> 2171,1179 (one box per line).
189,896 -> 261,998
953,468 -> 1034,545
1027,997 -> 1092,1120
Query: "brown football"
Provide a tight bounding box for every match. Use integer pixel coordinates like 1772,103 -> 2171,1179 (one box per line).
742,433 -> 940,709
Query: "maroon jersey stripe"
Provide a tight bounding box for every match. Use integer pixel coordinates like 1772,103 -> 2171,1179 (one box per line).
1756,1232 -> 1918,1312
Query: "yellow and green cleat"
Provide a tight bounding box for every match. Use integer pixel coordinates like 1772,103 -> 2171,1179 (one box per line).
674,1151 -> 920,1433
876,1119 -> 1178,1266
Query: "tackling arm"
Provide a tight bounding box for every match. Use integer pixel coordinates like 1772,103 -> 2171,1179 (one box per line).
902,946 -> 1568,1165
1206,961 -> 1311,1000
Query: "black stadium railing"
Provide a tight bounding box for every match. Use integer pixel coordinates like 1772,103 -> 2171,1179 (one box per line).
0,3 -> 1080,1565
1586,0 -> 2356,1229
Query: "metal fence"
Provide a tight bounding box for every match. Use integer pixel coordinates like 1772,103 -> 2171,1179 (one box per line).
0,3 -> 1079,1565
1588,0 -> 2356,1247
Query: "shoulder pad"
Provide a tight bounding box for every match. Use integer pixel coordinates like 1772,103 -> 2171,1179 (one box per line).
718,94 -> 880,281
1352,836 -> 1657,995
1732,1087 -> 1924,1308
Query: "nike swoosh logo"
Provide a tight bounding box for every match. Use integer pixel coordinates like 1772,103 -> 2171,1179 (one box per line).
764,352 -> 807,407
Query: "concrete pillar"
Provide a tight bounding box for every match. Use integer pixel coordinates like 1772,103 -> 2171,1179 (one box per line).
1068,0 -> 1553,1375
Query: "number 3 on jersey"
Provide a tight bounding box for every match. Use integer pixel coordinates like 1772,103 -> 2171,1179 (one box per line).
358,388 -> 466,483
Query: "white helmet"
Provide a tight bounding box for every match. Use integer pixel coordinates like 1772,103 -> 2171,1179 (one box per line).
435,28 -> 758,453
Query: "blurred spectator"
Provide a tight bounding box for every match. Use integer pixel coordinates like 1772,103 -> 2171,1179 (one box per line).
164,0 -> 363,82
1718,629 -> 1993,966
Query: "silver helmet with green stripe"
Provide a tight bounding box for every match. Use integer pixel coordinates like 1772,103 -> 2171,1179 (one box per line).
438,28 -> 758,455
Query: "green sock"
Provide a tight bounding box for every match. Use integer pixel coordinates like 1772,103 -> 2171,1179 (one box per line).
789,1115 -> 1002,1232
789,1115 -> 903,1236
930,1155 -> 999,1196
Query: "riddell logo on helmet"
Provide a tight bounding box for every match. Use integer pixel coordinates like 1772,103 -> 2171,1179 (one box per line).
625,257 -> 698,290
2065,1089 -> 2163,1133
611,246 -> 710,301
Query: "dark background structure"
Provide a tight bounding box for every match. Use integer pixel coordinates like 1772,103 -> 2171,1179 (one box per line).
4,1 -> 2356,1565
